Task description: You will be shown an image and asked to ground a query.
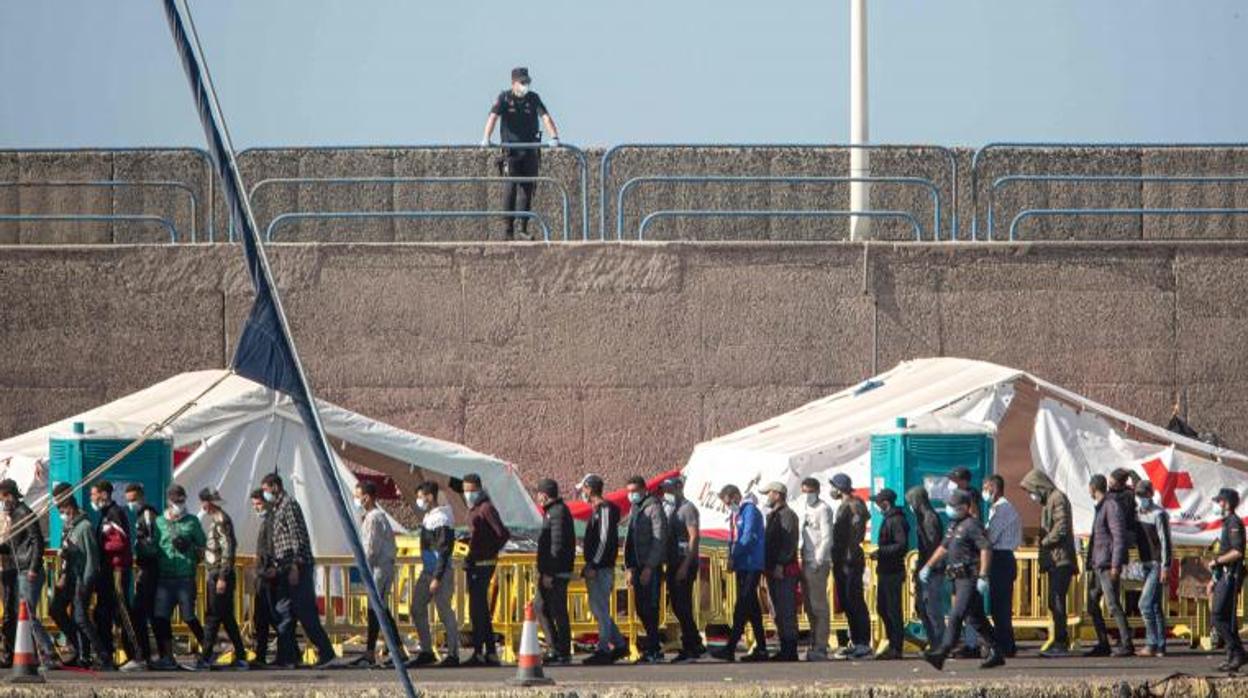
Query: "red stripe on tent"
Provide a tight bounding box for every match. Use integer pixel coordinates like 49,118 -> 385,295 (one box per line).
567,468 -> 682,521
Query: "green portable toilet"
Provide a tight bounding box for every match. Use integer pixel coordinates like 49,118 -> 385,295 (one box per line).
869,415 -> 995,548
48,422 -> 173,548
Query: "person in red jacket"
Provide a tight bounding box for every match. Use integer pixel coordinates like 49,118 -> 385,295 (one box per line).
90,480 -> 143,671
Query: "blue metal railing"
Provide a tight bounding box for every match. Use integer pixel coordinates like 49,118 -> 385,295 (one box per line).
0,180 -> 200,242
988,174 -> 1248,240
636,210 -> 923,241
264,210 -> 553,243
248,176 -> 571,242
237,143 -> 590,240
616,175 -> 941,241
971,142 -> 1248,240
601,143 -> 960,241
1009,208 -> 1248,242
0,214 -> 179,243
0,147 -> 216,240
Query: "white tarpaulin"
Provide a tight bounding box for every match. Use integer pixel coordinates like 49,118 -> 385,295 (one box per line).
0,370 -> 542,554
684,357 -> 1248,542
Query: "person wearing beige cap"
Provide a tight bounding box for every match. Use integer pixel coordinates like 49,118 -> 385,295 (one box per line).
760,481 -> 800,661
196,487 -> 247,671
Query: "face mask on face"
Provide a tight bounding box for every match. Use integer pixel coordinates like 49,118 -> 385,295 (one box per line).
168,502 -> 185,517
465,491 -> 482,507
1028,492 -> 1042,504
262,491 -> 275,503
805,492 -> 819,507
90,500 -> 103,512
944,505 -> 958,519
663,493 -> 677,505
628,491 -> 643,505
352,497 -> 363,509
59,511 -> 72,524
255,508 -> 267,519
126,501 -> 140,513
1,500 -> 13,513
981,490 -> 993,504
1137,496 -> 1151,509
515,83 -> 530,97
416,498 -> 429,512
728,502 -> 740,515
830,490 -> 843,501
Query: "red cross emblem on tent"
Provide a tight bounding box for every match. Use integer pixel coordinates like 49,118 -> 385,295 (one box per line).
1140,457 -> 1194,510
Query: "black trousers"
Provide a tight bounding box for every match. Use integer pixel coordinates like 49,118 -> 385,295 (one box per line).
501,148 -> 540,236
49,579 -> 108,663
631,568 -> 663,657
726,570 -> 765,653
988,551 -> 1017,654
1046,565 -> 1074,648
94,568 -> 138,663
274,568 -> 336,665
876,571 -> 905,653
202,571 -> 246,661
252,578 -> 277,663
131,566 -> 158,661
667,563 -> 703,653
465,562 -> 497,656
939,576 -> 998,655
0,569 -> 16,660
1087,567 -> 1132,649
1213,571 -> 1245,661
834,564 -> 871,646
537,576 -> 571,657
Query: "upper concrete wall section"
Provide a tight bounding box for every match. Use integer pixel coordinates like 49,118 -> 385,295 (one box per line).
1,241 -> 1245,490
4,146 -> 1248,243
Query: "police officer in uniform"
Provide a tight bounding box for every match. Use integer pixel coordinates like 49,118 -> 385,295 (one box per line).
917,490 -> 1004,671
1208,488 -> 1246,672
481,67 -> 560,240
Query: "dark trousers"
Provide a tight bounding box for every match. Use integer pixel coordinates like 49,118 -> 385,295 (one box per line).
876,571 -> 905,653
131,566 -> 158,661
726,570 -> 765,654
667,563 -> 703,653
1087,567 -> 1132,649
834,564 -> 871,646
49,579 -> 108,663
988,551 -> 1017,654
537,575 -> 571,657
1213,571 -> 1245,661
275,568 -> 336,664
202,571 -> 246,661
252,579 -> 277,663
631,568 -> 663,657
501,148 -> 541,236
94,568 -> 138,663
767,574 -> 799,658
914,570 -> 946,650
0,569 -> 16,660
1046,565 -> 1074,649
939,576 -> 998,655
466,562 -> 497,656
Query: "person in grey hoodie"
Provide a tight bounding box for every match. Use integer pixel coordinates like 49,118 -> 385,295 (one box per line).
906,485 -> 947,652
1019,468 -> 1077,657
1085,474 -> 1133,657
624,475 -> 668,664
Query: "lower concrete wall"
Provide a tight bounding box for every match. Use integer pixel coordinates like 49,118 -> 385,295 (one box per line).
1,240 -> 1245,489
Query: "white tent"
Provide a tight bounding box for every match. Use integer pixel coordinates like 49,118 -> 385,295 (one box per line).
0,370 -> 542,554
683,357 -> 1248,545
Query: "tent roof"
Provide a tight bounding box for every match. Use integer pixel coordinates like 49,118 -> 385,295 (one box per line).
693,357 -> 1248,466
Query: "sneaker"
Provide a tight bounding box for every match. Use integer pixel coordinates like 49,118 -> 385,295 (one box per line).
313,655 -> 341,670
952,646 -> 980,659
436,654 -> 459,668
229,659 -> 249,671
609,646 -> 631,662
709,647 -> 735,663
190,657 -> 212,672
1040,646 -> 1072,658
767,652 -> 799,662
1111,646 -> 1135,658
461,654 -> 487,668
832,646 -> 852,660
582,651 -> 614,666
739,649 -> 769,663
119,659 -> 147,673
980,651 -> 1005,669
248,659 -> 269,670
874,648 -> 902,661
1135,647 -> 1156,658
482,653 -> 502,667
1218,655 -> 1246,672
349,654 -> 375,668
923,651 -> 946,671
849,644 -> 874,660
1082,644 -> 1112,657
149,656 -> 179,671
669,651 -> 696,664
407,651 -> 436,668
805,651 -> 829,662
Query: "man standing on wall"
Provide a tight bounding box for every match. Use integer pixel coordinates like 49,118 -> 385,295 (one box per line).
481,67 -> 560,241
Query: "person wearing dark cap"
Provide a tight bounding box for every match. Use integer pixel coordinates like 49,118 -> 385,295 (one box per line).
624,474 -> 669,663
461,473 -> 509,666
829,473 -> 872,659
1208,488 -> 1245,671
150,484 -> 206,670
871,488 -> 909,660
534,478 -> 574,664
0,479 -> 54,668
710,484 -> 767,663
1084,473 -> 1133,658
760,482 -> 800,661
195,487 -> 247,671
48,482 -> 109,670
947,467 -> 980,519
579,474 -> 627,665
918,490 -> 1004,671
662,475 -> 706,663
798,477 -> 834,661
480,66 -> 561,241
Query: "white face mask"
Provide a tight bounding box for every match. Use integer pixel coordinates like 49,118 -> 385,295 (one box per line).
168,502 -> 185,517
353,497 -> 363,509
126,501 -> 141,513
514,83 -> 530,97
262,490 -> 276,503
981,490 -> 993,503
59,511 -> 72,524
416,498 -> 429,512
805,492 -> 819,507
90,500 -> 103,512
628,491 -> 643,505
465,490 -> 482,507
663,493 -> 677,505
944,505 -> 958,519
1028,492 -> 1042,504
1137,496 -> 1151,509
728,502 -> 740,515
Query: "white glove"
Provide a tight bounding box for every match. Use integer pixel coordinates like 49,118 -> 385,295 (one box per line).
976,577 -> 990,596
479,138 -> 491,147
549,137 -> 560,148
918,566 -> 931,584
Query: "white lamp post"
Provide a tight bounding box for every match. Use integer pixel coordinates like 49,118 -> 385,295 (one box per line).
849,0 -> 870,240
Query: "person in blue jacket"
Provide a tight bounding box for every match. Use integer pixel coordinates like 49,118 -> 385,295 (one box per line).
710,484 -> 768,662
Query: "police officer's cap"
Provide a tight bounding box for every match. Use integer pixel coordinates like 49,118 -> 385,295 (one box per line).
511,67 -> 531,83
872,488 -> 897,505
948,489 -> 972,508
1214,488 -> 1241,511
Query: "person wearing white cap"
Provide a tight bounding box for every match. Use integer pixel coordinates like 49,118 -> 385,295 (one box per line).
578,474 -> 628,665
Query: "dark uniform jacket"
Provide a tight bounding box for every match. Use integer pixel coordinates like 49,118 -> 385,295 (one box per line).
832,495 -> 869,570
1088,494 -> 1128,571
906,486 -> 945,572
764,504 -> 799,573
874,506 -> 910,575
943,513 -> 991,578
537,497 -> 575,576
1217,513 -> 1246,578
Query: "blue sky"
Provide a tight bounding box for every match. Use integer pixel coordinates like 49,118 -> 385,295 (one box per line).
1,1 -> 1245,148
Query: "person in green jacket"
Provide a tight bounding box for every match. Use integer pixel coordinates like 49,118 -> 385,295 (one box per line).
149,484 -> 206,670
47,482 -> 110,669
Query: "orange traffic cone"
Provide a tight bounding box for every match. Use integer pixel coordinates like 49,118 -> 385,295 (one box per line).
507,602 -> 554,686
9,600 -> 45,684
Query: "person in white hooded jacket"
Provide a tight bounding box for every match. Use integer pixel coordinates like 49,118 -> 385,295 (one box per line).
410,481 -> 460,668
